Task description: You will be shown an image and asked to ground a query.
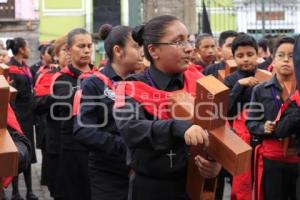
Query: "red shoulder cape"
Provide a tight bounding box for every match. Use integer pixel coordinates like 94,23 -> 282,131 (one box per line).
2,104 -> 24,188
253,90 -> 300,200
114,65 -> 204,119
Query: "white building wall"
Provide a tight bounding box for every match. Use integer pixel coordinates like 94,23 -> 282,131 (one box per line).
15,0 -> 39,20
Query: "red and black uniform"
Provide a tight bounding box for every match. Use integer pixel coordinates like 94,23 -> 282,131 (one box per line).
113,65 -> 203,200
73,65 -> 129,200
273,91 -> 300,200
30,60 -> 43,83
8,57 -> 36,163
33,66 -> 62,197
203,61 -> 226,77
51,65 -> 95,200
246,75 -> 300,200
274,91 -> 300,153
224,69 -> 257,200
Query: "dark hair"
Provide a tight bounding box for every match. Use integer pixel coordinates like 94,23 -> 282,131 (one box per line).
38,44 -> 45,51
218,30 -> 238,47
132,15 -> 178,63
38,44 -> 54,60
195,33 -> 213,48
99,24 -> 132,62
273,36 -> 295,55
40,44 -> 52,55
6,37 -> 26,55
231,34 -> 258,55
268,35 -> 281,56
258,38 -> 269,53
67,28 -> 90,47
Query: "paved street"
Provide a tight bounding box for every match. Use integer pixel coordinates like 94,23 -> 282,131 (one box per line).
4,150 -> 52,200
3,150 -> 231,200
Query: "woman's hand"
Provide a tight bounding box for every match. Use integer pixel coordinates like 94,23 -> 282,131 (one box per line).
195,155 -> 222,179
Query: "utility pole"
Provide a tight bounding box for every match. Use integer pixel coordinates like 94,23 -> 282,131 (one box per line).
261,0 -> 266,36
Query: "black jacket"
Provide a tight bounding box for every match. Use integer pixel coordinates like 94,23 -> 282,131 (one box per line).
224,69 -> 256,119
246,75 -> 283,140
114,65 -> 192,179
73,65 -> 129,176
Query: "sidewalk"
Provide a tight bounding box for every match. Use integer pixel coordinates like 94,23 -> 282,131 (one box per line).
4,150 -> 52,200
3,149 -> 232,200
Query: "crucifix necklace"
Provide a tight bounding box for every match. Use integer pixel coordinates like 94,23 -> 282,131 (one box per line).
166,149 -> 176,168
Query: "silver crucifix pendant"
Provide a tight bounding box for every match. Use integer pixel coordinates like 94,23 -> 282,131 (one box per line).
166,149 -> 176,168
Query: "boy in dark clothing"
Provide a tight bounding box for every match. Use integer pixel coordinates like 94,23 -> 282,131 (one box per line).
273,34 -> 300,200
223,34 -> 259,200
247,36 -> 299,200
203,30 -> 238,77
194,33 -> 216,69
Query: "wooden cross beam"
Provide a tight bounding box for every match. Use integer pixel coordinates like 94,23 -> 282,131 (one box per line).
0,75 -> 19,199
170,75 -> 252,200
0,64 -> 9,78
254,69 -> 272,82
0,63 -> 17,100
218,60 -> 238,82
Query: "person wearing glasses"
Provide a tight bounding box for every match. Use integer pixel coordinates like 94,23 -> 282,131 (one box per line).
247,36 -> 300,200
113,15 -> 221,200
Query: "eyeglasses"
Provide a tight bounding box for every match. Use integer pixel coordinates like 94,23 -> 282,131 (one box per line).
153,40 -> 195,48
275,53 -> 293,61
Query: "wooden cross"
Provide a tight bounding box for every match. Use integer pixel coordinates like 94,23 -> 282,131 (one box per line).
170,75 -> 252,200
217,59 -> 273,84
254,69 -> 272,82
0,63 -> 17,100
0,75 -> 19,199
217,60 -> 238,82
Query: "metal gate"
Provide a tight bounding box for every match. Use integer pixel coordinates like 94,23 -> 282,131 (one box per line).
197,0 -> 300,38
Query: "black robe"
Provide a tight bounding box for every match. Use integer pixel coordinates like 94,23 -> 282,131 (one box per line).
9,57 -> 36,163
114,65 -> 193,200
52,65 -> 92,200
73,65 -> 129,200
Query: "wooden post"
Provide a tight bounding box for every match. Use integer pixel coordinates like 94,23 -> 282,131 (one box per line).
170,75 -> 252,200
254,69 -> 272,82
217,60 -> 238,82
0,75 -> 19,196
0,63 -> 17,100
0,64 -> 9,78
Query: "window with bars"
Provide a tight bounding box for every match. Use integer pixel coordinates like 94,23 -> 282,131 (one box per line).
0,0 -> 15,19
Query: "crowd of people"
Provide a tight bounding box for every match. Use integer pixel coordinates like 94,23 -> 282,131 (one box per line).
1,14 -> 300,200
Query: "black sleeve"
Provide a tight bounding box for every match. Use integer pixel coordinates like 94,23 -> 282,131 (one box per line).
30,64 -> 39,80
224,76 -> 245,118
51,76 -> 74,129
73,78 -> 127,154
203,64 -> 215,76
274,102 -> 300,138
33,95 -> 54,114
114,97 -> 193,151
246,85 -> 265,135
9,73 -> 19,109
203,63 -> 221,77
8,127 -> 32,173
